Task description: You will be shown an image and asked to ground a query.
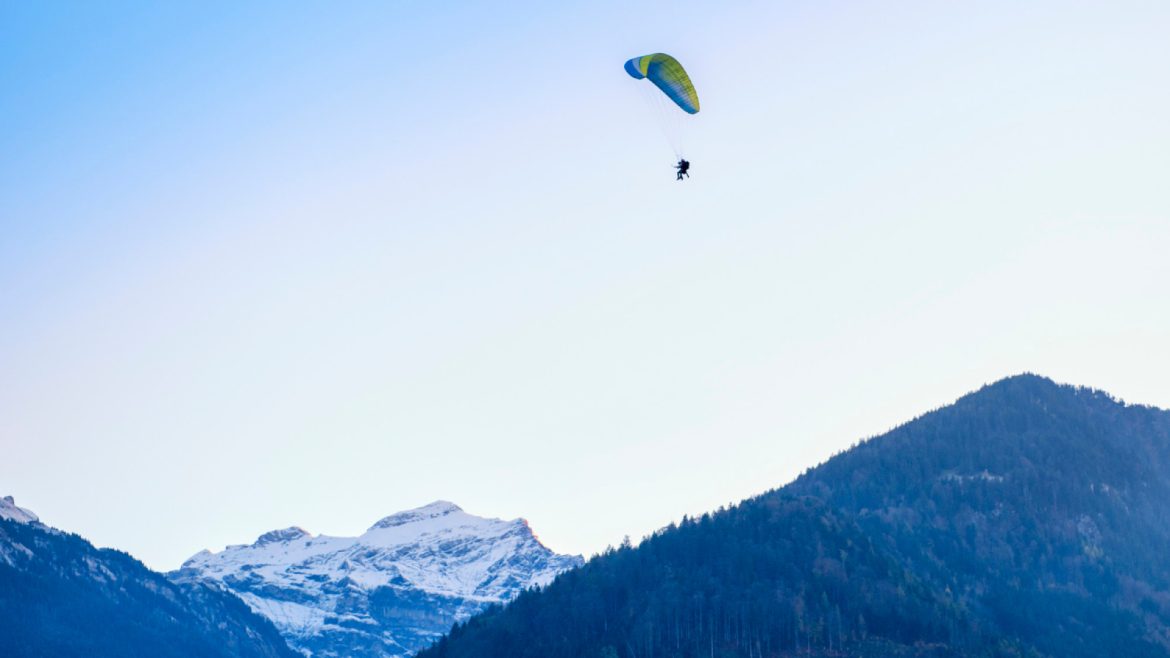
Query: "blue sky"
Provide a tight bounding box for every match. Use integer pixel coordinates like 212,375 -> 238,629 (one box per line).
3,1 -> 1169,570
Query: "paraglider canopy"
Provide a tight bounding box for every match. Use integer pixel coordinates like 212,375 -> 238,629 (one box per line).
624,53 -> 700,114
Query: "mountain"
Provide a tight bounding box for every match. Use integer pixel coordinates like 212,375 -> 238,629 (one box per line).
786,374 -> 1170,657
0,497 -> 298,658
418,374 -> 1170,658
172,500 -> 583,658
1,495 -> 40,524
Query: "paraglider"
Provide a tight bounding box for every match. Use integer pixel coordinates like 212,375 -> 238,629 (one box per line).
624,53 -> 700,180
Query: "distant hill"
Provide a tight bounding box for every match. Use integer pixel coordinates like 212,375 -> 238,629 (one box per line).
418,374 -> 1170,658
170,500 -> 583,657
0,497 -> 298,658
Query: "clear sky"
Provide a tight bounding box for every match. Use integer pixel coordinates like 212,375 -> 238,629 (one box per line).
3,1 -> 1169,571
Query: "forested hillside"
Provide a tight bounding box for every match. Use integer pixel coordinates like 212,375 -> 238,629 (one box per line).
419,375 -> 1170,658
0,513 -> 298,658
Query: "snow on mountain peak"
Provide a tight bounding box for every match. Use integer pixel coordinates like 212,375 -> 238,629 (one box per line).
253,527 -> 312,546
0,496 -> 39,525
368,500 -> 464,530
171,500 -> 582,658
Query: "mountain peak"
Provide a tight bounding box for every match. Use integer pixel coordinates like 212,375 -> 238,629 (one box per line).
940,373 -> 1134,422
987,371 -> 1055,388
0,500 -> 299,657
174,499 -> 581,658
972,372 -> 1125,404
368,500 -> 464,531
0,495 -> 40,525
253,526 -> 311,546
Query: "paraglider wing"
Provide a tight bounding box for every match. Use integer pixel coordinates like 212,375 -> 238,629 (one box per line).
624,53 -> 700,114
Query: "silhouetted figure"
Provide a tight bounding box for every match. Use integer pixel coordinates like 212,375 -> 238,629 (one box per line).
675,159 -> 690,180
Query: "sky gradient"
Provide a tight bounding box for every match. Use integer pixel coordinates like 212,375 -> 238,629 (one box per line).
3,1 -> 1170,570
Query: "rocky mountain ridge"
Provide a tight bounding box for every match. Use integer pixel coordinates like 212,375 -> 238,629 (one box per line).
172,500 -> 583,657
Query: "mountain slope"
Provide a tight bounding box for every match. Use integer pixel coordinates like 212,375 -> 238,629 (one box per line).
787,374 -> 1170,657
172,501 -> 583,658
430,497 -> 966,658
0,498 -> 298,658
418,375 -> 1170,658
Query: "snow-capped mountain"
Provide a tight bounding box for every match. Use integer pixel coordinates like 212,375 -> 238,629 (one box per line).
171,501 -> 583,658
0,495 -> 40,525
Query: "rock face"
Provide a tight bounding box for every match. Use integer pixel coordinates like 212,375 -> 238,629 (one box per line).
0,495 -> 39,525
0,497 -> 298,658
171,501 -> 583,658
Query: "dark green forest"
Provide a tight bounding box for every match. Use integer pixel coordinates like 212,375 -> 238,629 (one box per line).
419,375 -> 1170,658
0,518 -> 297,658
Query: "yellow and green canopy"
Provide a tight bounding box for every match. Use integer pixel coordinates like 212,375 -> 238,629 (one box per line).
624,53 -> 700,114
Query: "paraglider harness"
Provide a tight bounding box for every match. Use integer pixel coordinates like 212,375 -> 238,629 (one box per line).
675,159 -> 690,180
